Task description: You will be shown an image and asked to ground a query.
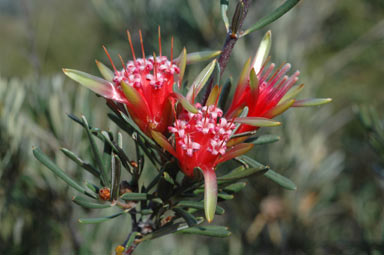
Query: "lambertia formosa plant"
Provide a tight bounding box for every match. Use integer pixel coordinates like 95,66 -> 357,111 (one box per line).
33,1 -> 331,254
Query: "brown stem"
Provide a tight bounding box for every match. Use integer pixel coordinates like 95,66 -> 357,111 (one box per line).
203,0 -> 252,103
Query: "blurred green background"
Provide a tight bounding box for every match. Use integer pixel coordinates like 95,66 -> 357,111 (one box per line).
1,0 -> 384,254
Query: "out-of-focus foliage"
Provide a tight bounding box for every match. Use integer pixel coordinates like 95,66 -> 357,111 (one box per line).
1,0 -> 384,254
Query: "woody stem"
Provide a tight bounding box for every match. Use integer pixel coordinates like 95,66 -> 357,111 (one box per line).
203,0 -> 252,103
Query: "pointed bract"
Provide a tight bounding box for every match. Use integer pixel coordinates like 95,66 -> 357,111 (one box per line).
186,59 -> 217,102
252,31 -> 272,74
63,69 -> 127,103
95,60 -> 114,82
293,98 -> 332,107
203,169 -> 217,223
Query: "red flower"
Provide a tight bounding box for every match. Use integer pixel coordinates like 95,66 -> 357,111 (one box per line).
226,31 -> 331,137
152,104 -> 253,222
112,55 -> 179,135
169,104 -> 236,176
227,62 -> 300,134
64,28 -> 180,136
108,30 -> 180,135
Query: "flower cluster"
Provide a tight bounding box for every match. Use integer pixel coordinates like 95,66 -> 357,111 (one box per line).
64,30 -> 330,224
226,31 -> 331,141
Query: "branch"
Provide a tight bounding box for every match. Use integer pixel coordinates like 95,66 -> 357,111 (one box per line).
203,0 -> 252,103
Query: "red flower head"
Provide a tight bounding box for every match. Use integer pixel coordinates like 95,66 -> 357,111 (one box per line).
169,104 -> 236,176
109,30 -> 180,135
226,31 -> 331,138
64,28 -> 181,136
152,101 -> 254,222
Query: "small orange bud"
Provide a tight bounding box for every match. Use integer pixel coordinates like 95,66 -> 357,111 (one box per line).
130,161 -> 138,168
115,245 -> 125,255
99,187 -> 111,201
160,216 -> 174,226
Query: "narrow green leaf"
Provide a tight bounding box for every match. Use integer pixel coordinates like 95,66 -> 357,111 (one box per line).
242,0 -> 301,37
231,1 -> 244,35
139,209 -> 154,215
186,59 -> 217,101
143,218 -> 204,241
230,130 -> 258,139
221,0 -> 230,31
102,132 -> 113,182
292,98 -> 332,107
117,132 -> 123,148
217,193 -> 234,200
245,134 -> 280,145
234,117 -> 281,127
174,50 -> 221,65
217,165 -> 267,181
82,116 -> 109,187
174,208 -> 198,227
215,60 -> 221,86
111,154 -> 121,200
222,182 -> 247,193
117,111 -> 156,147
229,106 -> 249,138
264,169 -> 297,190
33,147 -> 96,199
172,92 -> 199,113
125,232 -> 139,250
78,211 -> 126,224
163,172 -> 175,185
178,48 -> 187,86
95,60 -> 114,82
100,131 -> 131,171
120,192 -> 148,201
60,148 -> 100,177
176,200 -> 225,215
85,181 -> 99,194
179,225 -> 231,238
72,196 -> 113,209
240,156 -> 297,190
67,114 -> 103,137
239,155 -> 264,168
